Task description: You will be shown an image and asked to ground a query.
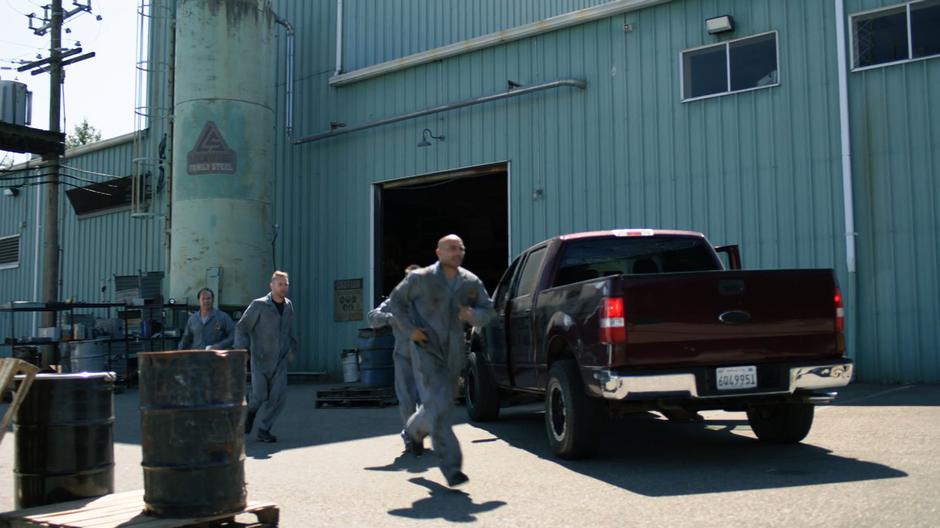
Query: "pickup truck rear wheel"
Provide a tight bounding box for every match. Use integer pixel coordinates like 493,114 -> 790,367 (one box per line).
465,352 -> 500,421
746,402 -> 815,443
545,359 -> 601,459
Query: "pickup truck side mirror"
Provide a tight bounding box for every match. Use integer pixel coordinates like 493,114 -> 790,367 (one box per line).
714,244 -> 742,270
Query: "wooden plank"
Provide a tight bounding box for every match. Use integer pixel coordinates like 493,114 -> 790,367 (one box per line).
33,501 -> 144,525
0,492 -> 278,528
0,358 -> 39,445
0,491 -> 144,520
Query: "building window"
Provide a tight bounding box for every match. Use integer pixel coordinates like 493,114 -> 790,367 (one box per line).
682,32 -> 779,101
852,1 -> 940,70
0,235 -> 20,270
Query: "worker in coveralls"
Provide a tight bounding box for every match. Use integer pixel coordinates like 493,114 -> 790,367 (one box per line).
237,271 -> 298,443
388,235 -> 496,487
368,264 -> 422,454
178,287 -> 235,350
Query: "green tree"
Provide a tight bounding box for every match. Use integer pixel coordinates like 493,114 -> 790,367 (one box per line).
66,118 -> 102,148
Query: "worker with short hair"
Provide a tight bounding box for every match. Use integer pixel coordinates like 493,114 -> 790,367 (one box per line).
388,235 -> 496,487
237,271 -> 298,443
178,287 -> 235,350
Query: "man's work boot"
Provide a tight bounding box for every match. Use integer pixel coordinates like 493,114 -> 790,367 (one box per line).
256,429 -> 277,443
445,471 -> 469,488
245,410 -> 257,435
401,431 -> 424,457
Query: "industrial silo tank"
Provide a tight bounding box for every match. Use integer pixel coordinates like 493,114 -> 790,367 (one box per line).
170,0 -> 276,308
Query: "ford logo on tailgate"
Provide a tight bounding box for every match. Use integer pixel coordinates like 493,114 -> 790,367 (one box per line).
719,310 -> 751,324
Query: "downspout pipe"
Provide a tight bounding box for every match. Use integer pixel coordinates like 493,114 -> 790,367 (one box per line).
334,0 -> 343,77
835,0 -> 857,275
835,0 -> 858,357
275,15 -> 295,141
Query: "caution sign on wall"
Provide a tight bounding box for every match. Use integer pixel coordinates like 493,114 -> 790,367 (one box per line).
334,278 -> 363,322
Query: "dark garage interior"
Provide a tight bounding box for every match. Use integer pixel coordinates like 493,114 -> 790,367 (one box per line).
375,166 -> 508,302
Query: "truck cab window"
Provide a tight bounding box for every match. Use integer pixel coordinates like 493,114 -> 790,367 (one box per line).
514,248 -> 546,298
554,236 -> 721,287
493,257 -> 521,309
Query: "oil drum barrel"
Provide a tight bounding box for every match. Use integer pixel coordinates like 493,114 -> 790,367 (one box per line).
14,372 -> 116,509
357,327 -> 395,387
138,349 -> 247,518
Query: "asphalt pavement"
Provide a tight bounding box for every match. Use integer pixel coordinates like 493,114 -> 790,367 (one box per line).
1,382 -> 938,527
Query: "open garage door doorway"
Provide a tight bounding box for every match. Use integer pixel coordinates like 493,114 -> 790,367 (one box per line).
373,163 -> 509,304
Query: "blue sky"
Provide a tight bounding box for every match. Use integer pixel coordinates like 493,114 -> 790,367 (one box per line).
1,0 -> 137,163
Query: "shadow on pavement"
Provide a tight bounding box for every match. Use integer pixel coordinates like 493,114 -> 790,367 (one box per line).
471,403 -> 907,497
364,450 -> 437,474
830,383 -> 940,407
113,383 -> 413,450
387,477 -> 506,522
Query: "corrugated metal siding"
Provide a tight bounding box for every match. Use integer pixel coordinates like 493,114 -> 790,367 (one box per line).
341,0 -> 614,71
0,167 -> 42,340
268,0 -> 859,377
847,1 -> 940,382
0,135 -> 167,340
58,139 -> 166,307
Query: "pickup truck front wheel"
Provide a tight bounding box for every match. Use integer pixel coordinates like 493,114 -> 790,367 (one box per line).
746,402 -> 815,444
465,352 -> 500,421
545,359 -> 601,459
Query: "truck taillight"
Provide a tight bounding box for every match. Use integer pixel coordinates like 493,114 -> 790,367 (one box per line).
600,297 -> 626,344
834,288 -> 845,333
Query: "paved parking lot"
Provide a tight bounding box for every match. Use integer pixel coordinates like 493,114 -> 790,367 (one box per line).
1,382 -> 938,527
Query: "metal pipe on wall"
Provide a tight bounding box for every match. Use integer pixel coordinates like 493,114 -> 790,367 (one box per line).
835,0 -> 857,275
835,0 -> 858,358
294,79 -> 586,144
275,15 -> 294,141
330,0 -> 671,86
334,0 -> 343,77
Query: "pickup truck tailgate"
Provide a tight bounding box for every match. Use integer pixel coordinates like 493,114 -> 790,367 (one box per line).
618,269 -> 840,367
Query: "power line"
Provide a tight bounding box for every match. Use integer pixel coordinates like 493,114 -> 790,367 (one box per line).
0,171 -> 122,187
2,178 -> 113,195
60,164 -> 122,179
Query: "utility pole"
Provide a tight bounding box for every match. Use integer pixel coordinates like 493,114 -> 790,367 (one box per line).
17,1 -> 96,327
40,0 -> 62,328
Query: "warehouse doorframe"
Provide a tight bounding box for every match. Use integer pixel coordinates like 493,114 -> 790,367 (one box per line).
371,162 -> 510,305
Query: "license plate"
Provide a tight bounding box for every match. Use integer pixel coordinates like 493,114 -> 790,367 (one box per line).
716,365 -> 757,390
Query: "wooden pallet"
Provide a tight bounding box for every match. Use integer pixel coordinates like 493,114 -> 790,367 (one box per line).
0,490 -> 279,528
0,358 -> 39,446
314,385 -> 397,408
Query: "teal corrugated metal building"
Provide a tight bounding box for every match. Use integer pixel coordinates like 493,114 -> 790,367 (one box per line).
1,0 -> 937,382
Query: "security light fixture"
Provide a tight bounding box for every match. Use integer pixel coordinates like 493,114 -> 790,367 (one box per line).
3,188 -> 19,197
706,15 -> 734,34
417,128 -> 445,147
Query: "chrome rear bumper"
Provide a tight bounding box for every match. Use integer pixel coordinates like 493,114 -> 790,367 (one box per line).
595,361 -> 853,401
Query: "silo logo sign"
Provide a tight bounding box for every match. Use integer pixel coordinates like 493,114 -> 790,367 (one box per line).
187,121 -> 237,174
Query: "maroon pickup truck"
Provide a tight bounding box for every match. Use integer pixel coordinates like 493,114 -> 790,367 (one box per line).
464,229 -> 853,459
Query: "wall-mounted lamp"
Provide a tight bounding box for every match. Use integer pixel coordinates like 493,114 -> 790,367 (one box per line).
3,187 -> 19,197
705,15 -> 734,34
417,128 -> 445,147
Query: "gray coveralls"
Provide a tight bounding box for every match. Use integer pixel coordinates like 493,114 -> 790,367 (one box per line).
178,309 -> 236,350
368,299 -> 419,431
388,262 -> 495,481
235,293 -> 298,434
